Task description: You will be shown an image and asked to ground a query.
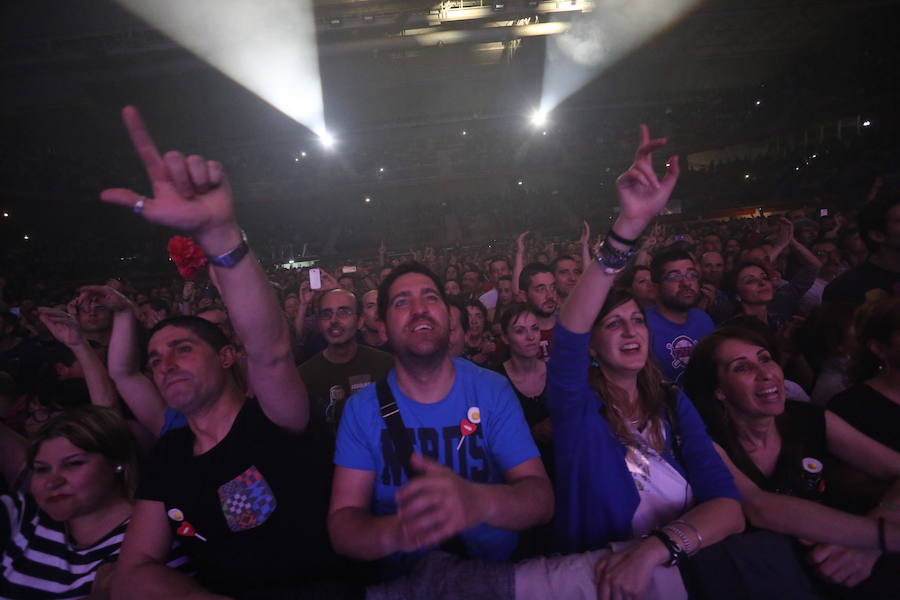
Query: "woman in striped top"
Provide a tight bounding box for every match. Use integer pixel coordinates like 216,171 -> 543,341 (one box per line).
2,406 -> 160,599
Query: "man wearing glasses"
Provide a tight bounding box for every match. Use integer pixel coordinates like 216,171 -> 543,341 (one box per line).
645,248 -> 714,383
298,288 -> 393,439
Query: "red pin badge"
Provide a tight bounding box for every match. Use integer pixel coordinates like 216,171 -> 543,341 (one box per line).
457,418 -> 478,450
168,507 -> 207,542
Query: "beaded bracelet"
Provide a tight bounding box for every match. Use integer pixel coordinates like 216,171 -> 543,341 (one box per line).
662,525 -> 694,556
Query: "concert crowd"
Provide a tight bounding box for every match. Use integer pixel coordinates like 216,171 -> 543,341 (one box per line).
1,108 -> 899,600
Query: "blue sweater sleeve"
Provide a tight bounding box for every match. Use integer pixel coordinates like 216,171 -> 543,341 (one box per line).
546,322 -> 592,410
672,391 -> 740,502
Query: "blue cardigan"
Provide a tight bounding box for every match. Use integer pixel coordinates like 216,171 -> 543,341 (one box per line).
547,323 -> 740,554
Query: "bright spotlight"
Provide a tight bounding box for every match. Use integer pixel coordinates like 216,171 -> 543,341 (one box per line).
319,131 -> 335,149
531,109 -> 548,127
115,0 -> 326,136
364,197 -> 371,203
863,120 -> 872,127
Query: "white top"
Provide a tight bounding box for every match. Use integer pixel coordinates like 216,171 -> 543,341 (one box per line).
479,287 -> 498,309
622,423 -> 694,536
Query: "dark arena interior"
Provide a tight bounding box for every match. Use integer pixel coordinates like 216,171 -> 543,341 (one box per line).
1,1 -> 899,599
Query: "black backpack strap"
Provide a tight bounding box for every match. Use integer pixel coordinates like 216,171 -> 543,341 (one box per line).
663,383 -> 685,465
374,378 -> 470,559
376,379 -> 417,480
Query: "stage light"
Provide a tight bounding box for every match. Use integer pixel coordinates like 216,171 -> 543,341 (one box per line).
755,100 -> 761,106
364,197 -> 371,203
531,109 -> 548,127
461,130 -> 467,136
116,0 -> 326,138
863,120 -> 871,127
301,151 -> 307,157
379,167 -> 385,173
744,174 -> 750,179
2,212 -> 8,218
23,235 -> 29,240
517,180 -> 524,186
542,131 -> 547,136
319,131 -> 335,149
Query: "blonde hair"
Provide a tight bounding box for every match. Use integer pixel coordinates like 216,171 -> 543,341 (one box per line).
28,406 -> 140,499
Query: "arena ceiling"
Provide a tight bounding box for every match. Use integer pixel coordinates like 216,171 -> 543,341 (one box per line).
0,0 -> 897,202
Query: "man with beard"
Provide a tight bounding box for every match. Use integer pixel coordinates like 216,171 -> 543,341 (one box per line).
328,262 -> 552,570
518,263 -> 558,361
299,289 -> 393,437
645,249 -> 714,384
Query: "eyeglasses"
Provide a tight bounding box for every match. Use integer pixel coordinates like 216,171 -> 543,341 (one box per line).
318,307 -> 355,320
662,271 -> 700,283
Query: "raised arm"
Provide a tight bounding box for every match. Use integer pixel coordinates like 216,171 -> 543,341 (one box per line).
37,306 -> 118,410
560,125 -> 680,334
512,231 -> 529,297
100,106 -> 307,432
79,285 -> 169,437
579,221 -> 592,273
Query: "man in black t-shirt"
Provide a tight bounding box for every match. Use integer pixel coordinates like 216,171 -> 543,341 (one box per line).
299,289 -> 393,436
824,196 -> 900,304
105,107 -> 353,599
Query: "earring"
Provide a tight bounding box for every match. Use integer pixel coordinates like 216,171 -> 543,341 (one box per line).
114,465 -> 124,473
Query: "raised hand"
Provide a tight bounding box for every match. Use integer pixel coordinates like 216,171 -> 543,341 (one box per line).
515,231 -> 529,254
75,285 -> 134,314
100,106 -> 237,253
38,307 -> 85,348
615,124 -> 679,235
579,221 -> 591,247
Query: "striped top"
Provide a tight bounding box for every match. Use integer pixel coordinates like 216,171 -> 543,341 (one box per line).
2,493 -> 190,600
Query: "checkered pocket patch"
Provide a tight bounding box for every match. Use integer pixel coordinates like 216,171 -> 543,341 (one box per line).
217,465 -> 277,532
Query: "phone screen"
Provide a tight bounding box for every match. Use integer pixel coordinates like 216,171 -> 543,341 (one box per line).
309,268 -> 322,290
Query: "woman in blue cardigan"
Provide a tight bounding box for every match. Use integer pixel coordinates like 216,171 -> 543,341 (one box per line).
547,125 -> 743,599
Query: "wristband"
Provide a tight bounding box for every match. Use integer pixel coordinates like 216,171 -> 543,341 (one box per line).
645,530 -> 684,567
594,240 -> 637,275
206,230 -> 250,268
606,227 -> 639,247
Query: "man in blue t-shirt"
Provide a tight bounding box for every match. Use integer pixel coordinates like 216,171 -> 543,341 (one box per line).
645,249 -> 715,383
329,262 -> 552,570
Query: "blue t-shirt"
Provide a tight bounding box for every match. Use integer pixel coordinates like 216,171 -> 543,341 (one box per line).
645,307 -> 714,384
335,357 -> 539,563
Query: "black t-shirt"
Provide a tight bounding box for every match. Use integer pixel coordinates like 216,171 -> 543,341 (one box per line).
716,401 -> 829,503
137,399 -> 345,595
823,261 -> 900,305
297,345 -> 394,436
829,383 -> 900,453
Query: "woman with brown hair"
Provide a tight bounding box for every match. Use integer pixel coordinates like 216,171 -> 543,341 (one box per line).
2,406 -> 185,599
828,297 -> 900,453
684,324 -> 900,595
548,125 -> 743,599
